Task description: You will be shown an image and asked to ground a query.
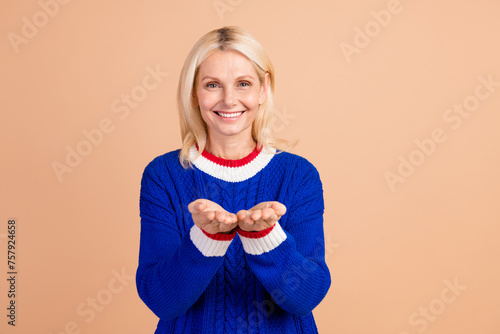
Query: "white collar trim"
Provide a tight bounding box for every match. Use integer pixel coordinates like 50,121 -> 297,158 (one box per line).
189,145 -> 276,182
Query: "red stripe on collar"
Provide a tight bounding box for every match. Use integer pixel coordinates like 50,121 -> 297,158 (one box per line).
195,144 -> 262,167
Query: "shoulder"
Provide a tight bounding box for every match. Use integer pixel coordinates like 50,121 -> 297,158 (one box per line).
143,149 -> 181,172
262,149 -> 323,193
271,149 -> 320,177
141,149 -> 185,183
271,151 -> 324,216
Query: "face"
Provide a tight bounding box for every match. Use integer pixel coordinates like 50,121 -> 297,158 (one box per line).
194,50 -> 269,145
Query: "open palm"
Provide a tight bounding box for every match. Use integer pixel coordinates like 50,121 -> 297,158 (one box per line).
188,199 -> 238,234
236,201 -> 287,232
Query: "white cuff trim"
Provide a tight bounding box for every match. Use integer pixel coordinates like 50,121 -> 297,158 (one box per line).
238,222 -> 287,255
190,225 -> 233,257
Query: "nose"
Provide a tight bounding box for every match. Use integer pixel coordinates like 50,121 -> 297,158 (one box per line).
223,87 -> 237,107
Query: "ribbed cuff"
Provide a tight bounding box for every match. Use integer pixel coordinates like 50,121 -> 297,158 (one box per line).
190,225 -> 236,257
237,222 -> 287,255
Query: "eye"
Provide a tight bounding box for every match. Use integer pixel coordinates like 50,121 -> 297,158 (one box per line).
239,81 -> 251,87
206,83 -> 218,88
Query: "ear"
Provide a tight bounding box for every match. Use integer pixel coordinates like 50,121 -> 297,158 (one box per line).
259,72 -> 270,105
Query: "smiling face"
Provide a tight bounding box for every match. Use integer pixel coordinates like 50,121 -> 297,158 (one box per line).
194,50 -> 268,148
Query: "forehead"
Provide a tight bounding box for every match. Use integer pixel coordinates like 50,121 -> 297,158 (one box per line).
198,50 -> 258,79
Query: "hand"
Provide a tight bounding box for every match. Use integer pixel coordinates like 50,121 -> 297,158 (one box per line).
188,199 -> 238,234
236,201 -> 287,232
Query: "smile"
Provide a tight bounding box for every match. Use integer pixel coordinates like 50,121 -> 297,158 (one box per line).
214,111 -> 245,118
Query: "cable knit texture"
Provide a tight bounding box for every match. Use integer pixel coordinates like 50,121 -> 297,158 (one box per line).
137,146 -> 331,333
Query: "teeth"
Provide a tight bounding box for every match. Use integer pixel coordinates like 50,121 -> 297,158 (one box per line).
217,111 -> 243,118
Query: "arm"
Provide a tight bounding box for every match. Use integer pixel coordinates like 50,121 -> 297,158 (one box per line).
237,162 -> 331,316
136,161 -> 235,320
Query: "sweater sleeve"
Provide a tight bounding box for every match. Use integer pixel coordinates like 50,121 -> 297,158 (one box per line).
136,159 -> 235,320
237,160 -> 331,316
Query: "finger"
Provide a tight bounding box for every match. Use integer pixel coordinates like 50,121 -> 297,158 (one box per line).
197,202 -> 208,213
261,207 -> 275,220
188,200 -> 206,214
243,212 -> 256,225
258,202 -> 271,209
188,201 -> 198,214
249,210 -> 262,222
222,215 -> 238,231
222,216 -> 237,229
226,213 -> 238,224
265,213 -> 278,224
215,211 -> 229,223
221,213 -> 233,225
202,210 -> 215,222
272,202 -> 287,216
236,210 -> 248,220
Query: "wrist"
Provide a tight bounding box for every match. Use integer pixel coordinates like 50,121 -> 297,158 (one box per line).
218,228 -> 237,235
200,227 -> 237,240
236,223 -> 275,236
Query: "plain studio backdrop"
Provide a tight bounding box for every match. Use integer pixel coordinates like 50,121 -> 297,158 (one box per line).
1,0 -> 499,333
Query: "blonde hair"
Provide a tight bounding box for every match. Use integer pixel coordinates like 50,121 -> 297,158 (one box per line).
177,26 -> 285,168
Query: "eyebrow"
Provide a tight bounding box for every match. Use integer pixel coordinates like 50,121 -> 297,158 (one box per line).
200,75 -> 255,82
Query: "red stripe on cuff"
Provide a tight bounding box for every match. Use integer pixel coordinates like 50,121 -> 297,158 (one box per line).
202,229 -> 237,241
236,224 -> 275,239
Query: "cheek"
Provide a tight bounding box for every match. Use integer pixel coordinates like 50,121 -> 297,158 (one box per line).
197,92 -> 216,111
243,90 -> 262,108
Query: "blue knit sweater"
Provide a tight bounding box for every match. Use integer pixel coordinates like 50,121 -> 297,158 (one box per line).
136,145 -> 331,333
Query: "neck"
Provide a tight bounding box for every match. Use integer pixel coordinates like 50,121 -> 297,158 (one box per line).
205,135 -> 256,160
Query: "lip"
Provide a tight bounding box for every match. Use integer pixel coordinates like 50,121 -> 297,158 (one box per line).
212,110 -> 245,120
213,110 -> 245,114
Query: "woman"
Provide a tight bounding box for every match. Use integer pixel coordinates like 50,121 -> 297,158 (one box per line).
136,26 -> 331,333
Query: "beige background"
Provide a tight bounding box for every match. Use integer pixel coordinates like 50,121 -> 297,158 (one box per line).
1,0 -> 499,333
